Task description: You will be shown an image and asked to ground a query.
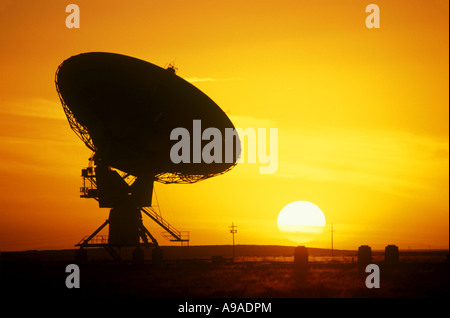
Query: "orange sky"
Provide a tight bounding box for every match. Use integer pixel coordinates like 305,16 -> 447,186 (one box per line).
0,0 -> 448,251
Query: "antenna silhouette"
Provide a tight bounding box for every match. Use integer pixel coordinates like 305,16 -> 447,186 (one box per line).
229,222 -> 237,258
55,52 -> 240,262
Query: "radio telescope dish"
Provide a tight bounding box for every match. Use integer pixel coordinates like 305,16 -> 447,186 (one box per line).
55,52 -> 240,259
56,52 -> 238,184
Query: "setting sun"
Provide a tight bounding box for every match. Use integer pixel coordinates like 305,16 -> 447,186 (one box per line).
277,201 -> 326,244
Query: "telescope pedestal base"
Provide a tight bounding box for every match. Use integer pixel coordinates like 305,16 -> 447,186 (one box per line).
76,207 -> 159,262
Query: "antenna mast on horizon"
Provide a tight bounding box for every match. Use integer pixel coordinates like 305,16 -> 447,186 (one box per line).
229,222 -> 237,258
330,223 -> 335,256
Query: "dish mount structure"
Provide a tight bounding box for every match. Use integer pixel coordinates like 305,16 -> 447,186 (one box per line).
55,52 -> 240,261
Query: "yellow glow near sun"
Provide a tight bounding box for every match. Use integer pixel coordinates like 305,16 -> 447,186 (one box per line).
277,201 -> 326,244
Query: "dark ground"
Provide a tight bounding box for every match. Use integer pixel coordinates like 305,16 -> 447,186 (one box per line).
1,245 -> 448,299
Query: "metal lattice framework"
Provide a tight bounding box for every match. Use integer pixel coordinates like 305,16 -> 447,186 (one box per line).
55,64 -> 96,152
154,167 -> 235,184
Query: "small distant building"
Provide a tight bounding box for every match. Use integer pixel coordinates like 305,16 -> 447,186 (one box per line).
294,246 -> 308,269
358,245 -> 372,266
385,244 -> 399,266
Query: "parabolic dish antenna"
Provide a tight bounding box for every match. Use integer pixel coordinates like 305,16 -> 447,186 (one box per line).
55,52 -> 240,260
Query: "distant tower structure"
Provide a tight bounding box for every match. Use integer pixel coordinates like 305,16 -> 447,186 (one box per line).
229,222 -> 237,258
358,245 -> 372,266
385,244 -> 399,266
330,223 -> 335,256
294,246 -> 308,270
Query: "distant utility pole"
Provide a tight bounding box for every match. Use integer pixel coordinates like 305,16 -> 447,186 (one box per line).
229,222 -> 237,258
330,223 -> 335,256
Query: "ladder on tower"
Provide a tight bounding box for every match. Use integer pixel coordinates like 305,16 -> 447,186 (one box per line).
141,206 -> 189,243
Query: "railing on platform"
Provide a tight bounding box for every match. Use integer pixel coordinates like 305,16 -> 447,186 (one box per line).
77,234 -> 108,246
161,230 -> 190,242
